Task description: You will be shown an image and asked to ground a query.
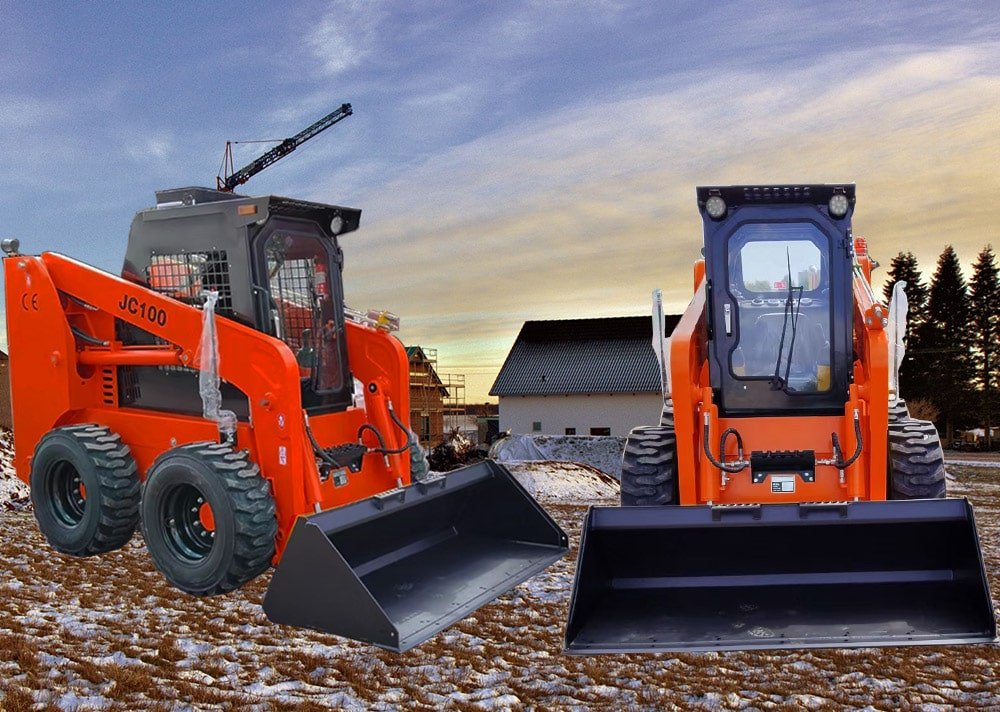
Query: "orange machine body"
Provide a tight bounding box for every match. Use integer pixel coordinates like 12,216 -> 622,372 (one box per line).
671,243 -> 889,506
4,251 -> 411,560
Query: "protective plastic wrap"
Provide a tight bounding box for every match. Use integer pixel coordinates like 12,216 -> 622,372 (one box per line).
887,280 -> 908,401
199,291 -> 237,439
651,288 -> 671,398
489,433 -> 548,462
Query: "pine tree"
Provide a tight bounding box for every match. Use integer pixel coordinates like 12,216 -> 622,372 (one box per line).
968,245 -> 1000,448
883,251 -> 929,326
919,245 -> 974,442
882,251 -> 931,400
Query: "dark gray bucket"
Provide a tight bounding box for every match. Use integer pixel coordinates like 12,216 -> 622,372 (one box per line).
565,498 -> 995,653
263,461 -> 568,652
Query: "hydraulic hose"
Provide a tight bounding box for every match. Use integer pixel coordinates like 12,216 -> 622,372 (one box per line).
720,428 -> 745,462
70,325 -> 110,347
829,410 -> 864,469
703,415 -> 748,473
387,402 -> 410,437
305,414 -> 339,466
357,403 -> 410,456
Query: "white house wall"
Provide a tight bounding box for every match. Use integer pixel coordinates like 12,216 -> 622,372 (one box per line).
498,393 -> 663,437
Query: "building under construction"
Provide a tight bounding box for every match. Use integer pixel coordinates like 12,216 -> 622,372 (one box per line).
406,346 -> 466,446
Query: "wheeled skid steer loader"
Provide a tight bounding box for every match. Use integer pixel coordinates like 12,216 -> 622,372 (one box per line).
565,184 -> 996,653
4,187 -> 567,652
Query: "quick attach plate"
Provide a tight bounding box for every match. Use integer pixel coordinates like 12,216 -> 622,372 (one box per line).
750,450 -> 816,485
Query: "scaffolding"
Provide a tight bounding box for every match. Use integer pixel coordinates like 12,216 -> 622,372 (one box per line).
409,347 -> 444,446
441,372 -> 467,433
407,347 -> 468,446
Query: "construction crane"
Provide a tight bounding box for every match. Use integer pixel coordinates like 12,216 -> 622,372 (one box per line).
217,103 -> 353,192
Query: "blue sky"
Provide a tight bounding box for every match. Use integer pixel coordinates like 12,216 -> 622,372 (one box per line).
2,2 -> 998,400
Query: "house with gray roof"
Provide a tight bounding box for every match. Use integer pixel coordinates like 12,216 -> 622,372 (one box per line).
489,315 -> 680,437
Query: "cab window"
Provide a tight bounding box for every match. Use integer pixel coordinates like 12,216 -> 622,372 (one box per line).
264,231 -> 344,394
728,223 -> 831,393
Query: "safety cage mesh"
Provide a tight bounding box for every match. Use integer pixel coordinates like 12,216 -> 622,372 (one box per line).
145,251 -> 232,374
268,258 -> 318,352
146,251 -> 233,314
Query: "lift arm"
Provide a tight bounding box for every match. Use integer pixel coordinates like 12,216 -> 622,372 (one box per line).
218,103 -> 352,191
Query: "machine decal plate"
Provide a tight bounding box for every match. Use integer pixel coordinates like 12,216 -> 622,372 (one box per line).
118,293 -> 169,327
770,475 -> 796,493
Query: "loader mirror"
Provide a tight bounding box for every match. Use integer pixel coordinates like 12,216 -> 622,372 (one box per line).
1,238 -> 20,255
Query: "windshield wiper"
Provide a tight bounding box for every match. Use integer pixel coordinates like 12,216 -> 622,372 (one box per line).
770,249 -> 803,392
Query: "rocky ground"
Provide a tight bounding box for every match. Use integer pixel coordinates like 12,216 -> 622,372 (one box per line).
1,452 -> 999,709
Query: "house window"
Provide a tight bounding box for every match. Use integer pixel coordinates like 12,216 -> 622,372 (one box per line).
532,421 -> 542,432
421,416 -> 431,442
590,427 -> 611,436
565,427 -> 576,435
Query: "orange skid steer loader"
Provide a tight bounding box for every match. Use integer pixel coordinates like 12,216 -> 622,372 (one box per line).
565,184 -> 996,653
4,187 -> 567,652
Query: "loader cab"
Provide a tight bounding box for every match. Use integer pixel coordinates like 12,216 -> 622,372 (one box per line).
121,187 -> 360,418
698,185 -> 856,416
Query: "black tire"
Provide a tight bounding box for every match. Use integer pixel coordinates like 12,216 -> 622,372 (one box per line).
888,399 -> 911,427
30,424 -> 140,556
620,425 -> 678,506
140,443 -> 277,596
888,419 -> 947,499
659,400 -> 674,427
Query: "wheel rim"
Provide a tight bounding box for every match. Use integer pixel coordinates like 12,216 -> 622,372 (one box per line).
161,483 -> 215,561
50,461 -> 87,526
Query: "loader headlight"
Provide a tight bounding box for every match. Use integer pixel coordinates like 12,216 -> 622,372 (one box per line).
828,193 -> 849,218
705,196 -> 727,220
330,216 -> 344,235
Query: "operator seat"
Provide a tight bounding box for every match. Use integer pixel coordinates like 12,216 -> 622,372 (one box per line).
745,312 -> 829,388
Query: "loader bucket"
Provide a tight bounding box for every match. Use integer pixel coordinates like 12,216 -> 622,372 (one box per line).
565,498 -> 996,653
263,461 -> 568,652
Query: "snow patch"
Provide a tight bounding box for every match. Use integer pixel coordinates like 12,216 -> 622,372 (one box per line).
0,429 -> 29,505
491,433 -> 625,478
504,461 -> 618,503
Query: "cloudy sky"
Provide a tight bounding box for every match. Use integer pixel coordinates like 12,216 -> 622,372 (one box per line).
1,2 -> 998,401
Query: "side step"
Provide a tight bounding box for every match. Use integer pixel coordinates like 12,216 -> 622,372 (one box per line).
565,498 -> 996,653
264,461 -> 568,652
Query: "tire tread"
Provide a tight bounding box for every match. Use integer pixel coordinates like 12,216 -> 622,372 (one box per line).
143,442 -> 277,596
621,424 -> 678,506
888,419 -> 947,499
32,424 -> 140,556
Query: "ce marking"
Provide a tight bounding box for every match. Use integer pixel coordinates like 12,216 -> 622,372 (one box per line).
20,292 -> 39,311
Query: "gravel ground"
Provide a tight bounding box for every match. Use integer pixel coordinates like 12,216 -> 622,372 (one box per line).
1,463 -> 998,710
944,451 -> 1000,467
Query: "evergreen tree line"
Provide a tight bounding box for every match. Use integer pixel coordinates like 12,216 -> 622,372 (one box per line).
883,245 -> 1000,447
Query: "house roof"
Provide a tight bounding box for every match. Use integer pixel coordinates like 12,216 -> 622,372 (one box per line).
406,345 -> 449,397
489,315 -> 681,397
